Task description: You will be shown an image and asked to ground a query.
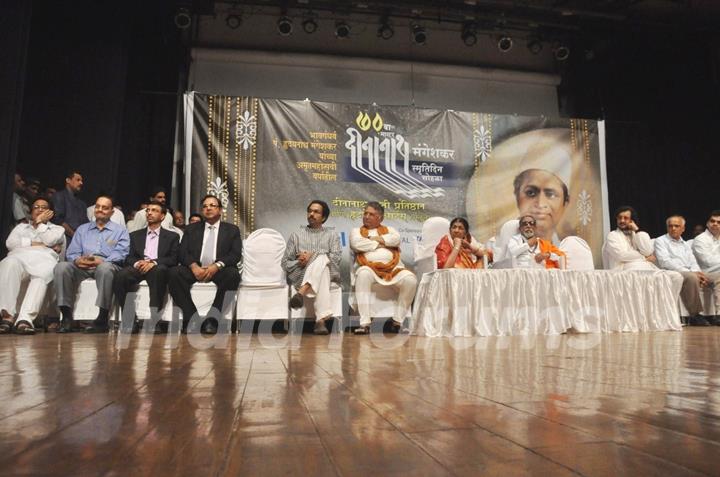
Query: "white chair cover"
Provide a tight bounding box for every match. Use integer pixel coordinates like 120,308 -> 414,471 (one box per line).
241,228 -> 287,286
413,217 -> 450,278
560,236 -> 595,270
492,219 -> 520,268
237,228 -> 290,320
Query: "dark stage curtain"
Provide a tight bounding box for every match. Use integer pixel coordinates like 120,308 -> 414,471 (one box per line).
605,120 -> 720,238
0,1 -> 33,256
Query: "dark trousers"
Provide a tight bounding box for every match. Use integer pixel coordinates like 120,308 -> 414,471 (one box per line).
113,264 -> 170,312
167,266 -> 240,326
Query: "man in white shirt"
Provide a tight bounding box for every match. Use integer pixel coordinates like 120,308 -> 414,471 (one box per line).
0,197 -> 65,334
349,201 -> 417,335
127,187 -> 182,238
692,210 -> 720,323
507,215 -> 566,269
603,206 -> 658,271
655,215 -> 716,326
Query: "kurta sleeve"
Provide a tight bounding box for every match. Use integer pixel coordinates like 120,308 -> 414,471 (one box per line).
349,227 -> 378,253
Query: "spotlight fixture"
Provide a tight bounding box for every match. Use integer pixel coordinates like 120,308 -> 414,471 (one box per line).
174,8 -> 192,29
497,35 -> 513,52
225,14 -> 242,30
411,24 -> 427,45
526,37 -> 543,55
553,44 -> 570,61
461,22 -> 477,47
302,17 -> 318,34
335,21 -> 351,39
377,19 -> 394,40
277,16 -> 293,36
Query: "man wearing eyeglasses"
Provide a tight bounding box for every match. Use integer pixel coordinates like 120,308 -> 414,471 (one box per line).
168,195 -> 242,334
507,215 -> 565,269
0,197 -> 65,335
655,215 -> 716,326
54,195 -> 130,333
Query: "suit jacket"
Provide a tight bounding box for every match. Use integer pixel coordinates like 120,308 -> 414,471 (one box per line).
126,227 -> 180,268
179,221 -> 242,268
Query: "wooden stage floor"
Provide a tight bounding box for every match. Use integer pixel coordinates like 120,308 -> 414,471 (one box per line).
0,328 -> 719,476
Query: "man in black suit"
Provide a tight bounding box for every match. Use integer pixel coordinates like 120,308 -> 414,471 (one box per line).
110,200 -> 179,333
168,194 -> 242,334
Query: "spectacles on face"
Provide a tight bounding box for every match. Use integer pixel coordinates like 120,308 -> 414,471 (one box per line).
32,204 -> 50,210
520,220 -> 536,227
202,203 -> 219,209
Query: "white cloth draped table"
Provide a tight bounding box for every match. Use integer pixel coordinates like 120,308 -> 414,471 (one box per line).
411,269 -> 683,337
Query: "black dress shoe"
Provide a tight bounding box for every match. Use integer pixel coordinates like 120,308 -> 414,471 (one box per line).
84,324 -> 109,334
56,319 -> 75,333
688,315 -> 711,326
201,320 -> 218,335
289,292 -> 304,309
704,315 -> 720,326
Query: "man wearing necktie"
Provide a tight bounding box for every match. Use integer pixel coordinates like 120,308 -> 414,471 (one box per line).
168,195 -> 242,334
111,200 -> 180,333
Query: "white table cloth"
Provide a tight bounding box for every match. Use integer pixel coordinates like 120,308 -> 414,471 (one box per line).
411,269 -> 683,337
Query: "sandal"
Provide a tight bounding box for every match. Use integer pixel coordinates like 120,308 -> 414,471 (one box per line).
353,325 -> 370,335
13,322 -> 36,335
0,319 -> 13,334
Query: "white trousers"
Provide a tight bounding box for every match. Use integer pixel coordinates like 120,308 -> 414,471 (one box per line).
300,254 -> 333,321
355,268 -> 417,326
0,256 -> 49,326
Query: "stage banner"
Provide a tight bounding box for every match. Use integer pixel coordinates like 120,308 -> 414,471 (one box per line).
187,94 -> 605,287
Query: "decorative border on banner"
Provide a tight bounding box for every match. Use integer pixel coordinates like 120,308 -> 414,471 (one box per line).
472,113 -> 493,171
571,119 -> 594,232
231,97 -> 258,237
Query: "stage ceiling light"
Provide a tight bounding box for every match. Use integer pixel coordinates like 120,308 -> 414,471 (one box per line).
174,8 -> 192,29
461,22 -> 477,46
225,14 -> 242,30
497,35 -> 513,52
277,16 -> 293,36
411,24 -> 427,45
377,20 -> 394,40
554,44 -> 570,61
302,17 -> 318,33
527,38 -> 543,54
335,21 -> 351,39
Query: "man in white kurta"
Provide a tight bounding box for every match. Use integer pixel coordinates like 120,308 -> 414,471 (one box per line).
603,207 -> 658,271
127,188 -> 183,238
692,210 -> 720,322
350,201 -> 417,334
0,197 -> 65,334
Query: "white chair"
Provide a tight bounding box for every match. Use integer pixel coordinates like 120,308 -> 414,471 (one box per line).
73,278 -> 103,320
413,217 -> 450,279
560,236 -> 595,270
236,228 -> 290,321
492,219 -> 520,269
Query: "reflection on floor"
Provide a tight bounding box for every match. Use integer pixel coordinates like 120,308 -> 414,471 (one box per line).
0,329 -> 718,476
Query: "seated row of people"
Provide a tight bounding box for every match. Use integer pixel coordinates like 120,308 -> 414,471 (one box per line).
2,194 -> 719,335
605,206 -> 720,326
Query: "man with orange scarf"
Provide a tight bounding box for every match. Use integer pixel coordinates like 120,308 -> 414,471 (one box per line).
507,215 -> 565,269
350,201 -> 417,334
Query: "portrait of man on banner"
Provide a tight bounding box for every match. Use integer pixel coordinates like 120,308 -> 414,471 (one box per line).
465,126 -> 604,264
